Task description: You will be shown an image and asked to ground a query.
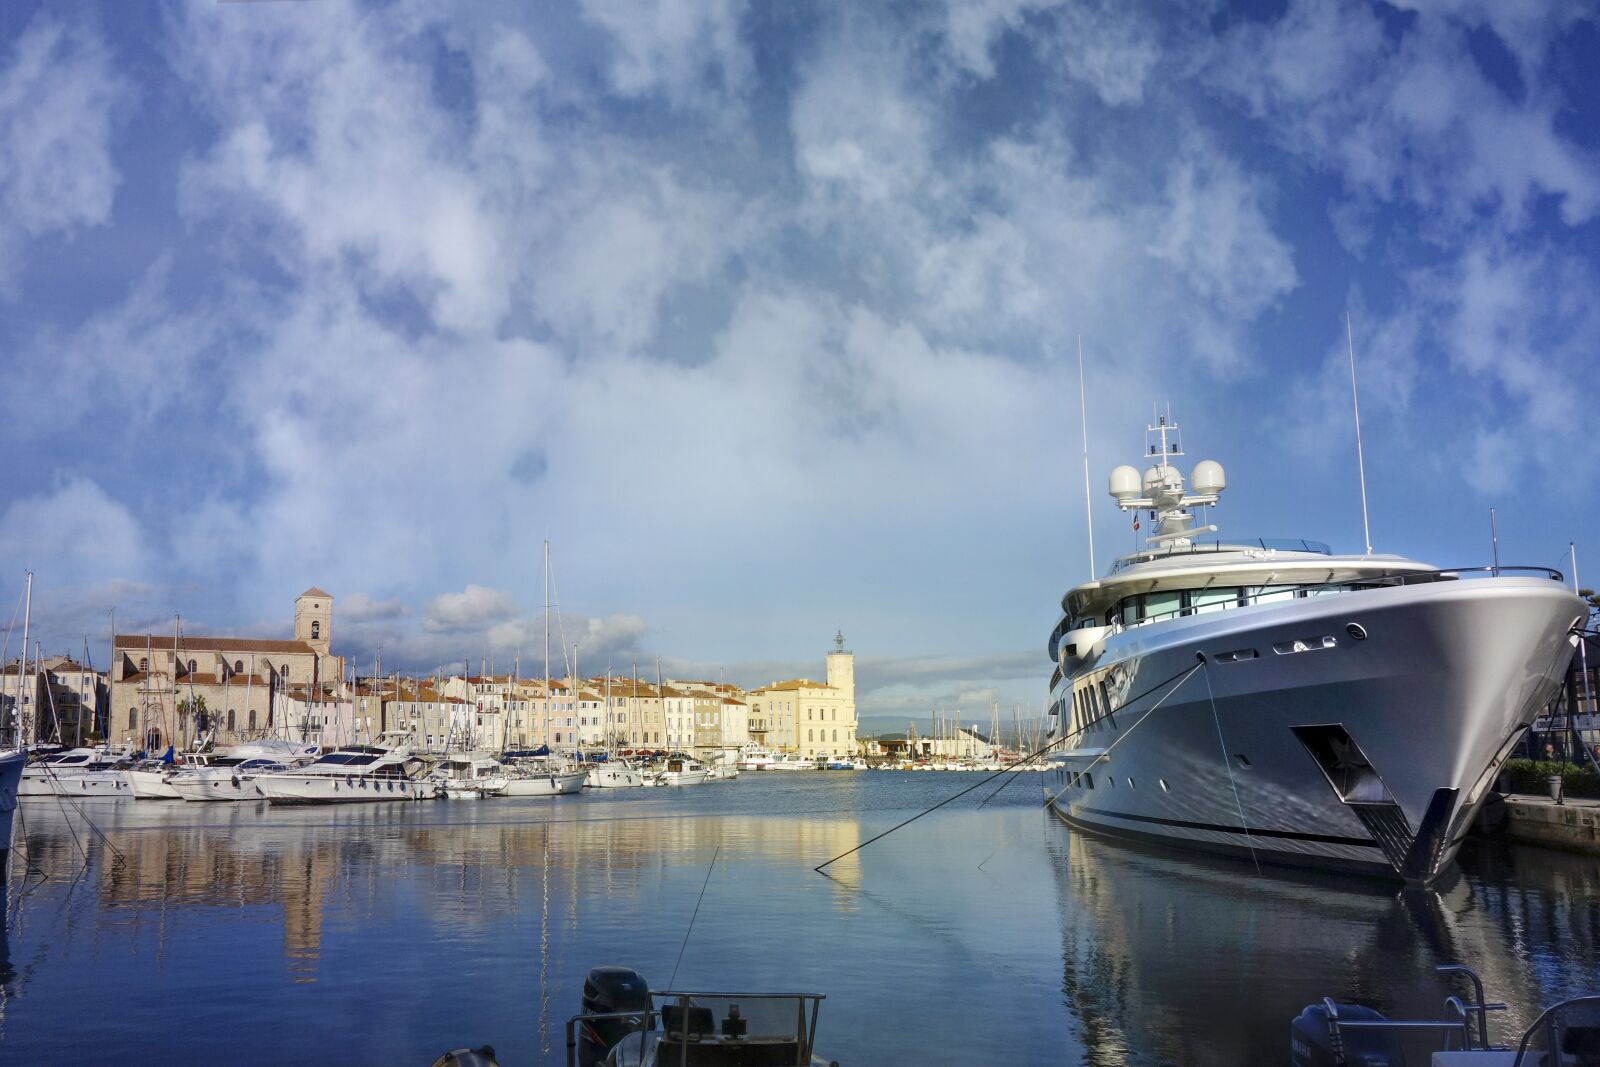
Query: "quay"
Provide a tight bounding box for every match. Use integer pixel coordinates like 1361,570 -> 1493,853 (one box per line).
1496,793 -> 1600,855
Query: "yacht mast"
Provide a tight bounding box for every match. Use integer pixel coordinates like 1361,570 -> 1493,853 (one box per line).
1346,313 -> 1374,556
544,539 -> 551,753
17,570 -> 30,748
1077,337 -> 1096,578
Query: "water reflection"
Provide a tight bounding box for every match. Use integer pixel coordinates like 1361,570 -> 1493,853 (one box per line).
1052,828 -> 1600,1065
1,777 -> 1595,1065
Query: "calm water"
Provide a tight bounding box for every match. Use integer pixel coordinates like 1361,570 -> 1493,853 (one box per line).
2,773 -> 1596,1064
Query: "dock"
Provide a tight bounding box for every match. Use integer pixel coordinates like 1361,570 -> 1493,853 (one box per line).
1497,793 -> 1600,855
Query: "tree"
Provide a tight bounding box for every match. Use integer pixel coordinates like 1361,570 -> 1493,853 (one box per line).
178,694 -> 210,735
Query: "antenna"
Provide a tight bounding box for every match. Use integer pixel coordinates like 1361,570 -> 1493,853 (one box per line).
1346,313 -> 1373,555
1077,337 -> 1096,578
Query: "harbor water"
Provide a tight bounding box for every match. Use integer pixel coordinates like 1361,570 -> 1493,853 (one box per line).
2,772 -> 1596,1064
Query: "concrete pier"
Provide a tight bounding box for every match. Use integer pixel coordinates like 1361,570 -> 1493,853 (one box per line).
1500,794 -> 1600,854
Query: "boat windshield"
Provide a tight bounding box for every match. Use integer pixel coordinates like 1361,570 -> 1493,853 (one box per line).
1111,537 -> 1332,574
313,752 -> 381,767
651,991 -> 823,1060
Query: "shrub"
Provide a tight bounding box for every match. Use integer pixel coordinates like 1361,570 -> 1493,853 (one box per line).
1500,759 -> 1600,799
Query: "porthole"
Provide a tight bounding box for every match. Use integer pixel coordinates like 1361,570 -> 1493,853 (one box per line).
1234,753 -> 1252,770
1346,623 -> 1367,640
1159,778 -> 1170,792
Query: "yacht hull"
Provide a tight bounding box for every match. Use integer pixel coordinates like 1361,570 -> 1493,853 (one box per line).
257,774 -> 433,804
501,771 -> 585,797
585,765 -> 646,788
172,773 -> 268,802
655,769 -> 709,786
1048,577 -> 1581,884
20,770 -> 135,798
126,768 -> 182,799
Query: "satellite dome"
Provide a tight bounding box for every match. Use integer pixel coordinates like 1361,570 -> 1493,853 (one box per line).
1191,460 -> 1226,496
1109,465 -> 1142,504
1142,466 -> 1163,492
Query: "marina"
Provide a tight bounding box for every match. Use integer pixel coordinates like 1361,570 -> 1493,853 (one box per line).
2,773 -> 1597,1064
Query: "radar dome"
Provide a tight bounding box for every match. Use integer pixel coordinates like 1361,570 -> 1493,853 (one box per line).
1109,465 -> 1141,504
1191,460 -> 1226,495
1142,466 -> 1163,492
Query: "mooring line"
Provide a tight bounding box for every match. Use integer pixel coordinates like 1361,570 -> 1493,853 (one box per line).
816,659 -> 1208,874
668,843 -> 721,987
1201,657 -> 1262,876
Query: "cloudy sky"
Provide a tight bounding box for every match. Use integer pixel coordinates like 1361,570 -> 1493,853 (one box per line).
1,0 -> 1596,729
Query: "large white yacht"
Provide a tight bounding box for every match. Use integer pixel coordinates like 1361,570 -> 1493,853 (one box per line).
1045,416 -> 1583,885
255,733 -> 435,804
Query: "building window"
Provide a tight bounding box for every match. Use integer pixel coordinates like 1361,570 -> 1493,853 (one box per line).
311,621 -> 320,640
139,658 -> 148,672
249,709 -> 257,731
808,729 -> 814,741
833,730 -> 838,742
235,660 -> 244,673
227,709 -> 236,731
188,659 -> 197,673
128,708 -> 137,729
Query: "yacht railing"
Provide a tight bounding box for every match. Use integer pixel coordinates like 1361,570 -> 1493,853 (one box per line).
1110,538 -> 1333,574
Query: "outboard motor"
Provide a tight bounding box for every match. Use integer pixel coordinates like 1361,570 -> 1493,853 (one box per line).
1292,1002 -> 1407,1066
580,966 -> 651,1067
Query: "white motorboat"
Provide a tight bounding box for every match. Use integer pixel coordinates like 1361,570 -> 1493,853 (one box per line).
1045,415 -> 1584,885
500,754 -> 586,797
735,744 -> 774,771
169,740 -> 321,802
584,759 -> 647,789
705,759 -> 739,780
19,745 -> 137,798
125,758 -> 186,799
0,747 -> 23,878
651,755 -> 709,786
430,753 -> 510,799
765,752 -> 820,772
255,732 -> 435,804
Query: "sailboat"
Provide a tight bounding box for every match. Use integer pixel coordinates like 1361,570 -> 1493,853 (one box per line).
500,541 -> 585,797
585,668 -> 646,788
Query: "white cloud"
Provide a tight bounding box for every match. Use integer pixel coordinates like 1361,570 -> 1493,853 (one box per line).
1212,0 -> 1600,234
0,13 -> 124,287
579,0 -> 752,108
425,585 -> 520,633
0,478 -> 149,583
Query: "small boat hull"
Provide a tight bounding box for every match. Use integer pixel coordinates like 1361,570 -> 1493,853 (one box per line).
125,768 -> 183,799
501,772 -> 585,797
257,774 -> 434,804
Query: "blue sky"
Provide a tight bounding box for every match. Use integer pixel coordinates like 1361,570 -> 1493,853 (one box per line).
0,0 -> 1596,727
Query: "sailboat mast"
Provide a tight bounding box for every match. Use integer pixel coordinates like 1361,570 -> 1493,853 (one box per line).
543,539 -> 552,752
17,572 -> 30,748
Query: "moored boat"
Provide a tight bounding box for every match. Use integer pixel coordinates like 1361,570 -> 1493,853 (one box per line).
169,740 -> 321,802
20,745 -> 136,798
1045,414 -> 1584,885
431,753 -> 511,799
255,732 -> 435,804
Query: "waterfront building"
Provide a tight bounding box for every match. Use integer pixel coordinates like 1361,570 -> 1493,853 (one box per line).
0,657 -> 108,745
744,633 -> 857,760
109,588 -> 344,750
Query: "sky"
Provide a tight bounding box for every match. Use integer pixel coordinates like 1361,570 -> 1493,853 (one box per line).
0,0 -> 1596,730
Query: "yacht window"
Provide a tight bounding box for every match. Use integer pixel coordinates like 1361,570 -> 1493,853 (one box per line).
1190,587 -> 1240,616
1084,772 -> 1094,789
1143,591 -> 1181,621
1098,679 -> 1115,728
1303,584 -> 1352,598
1252,586 -> 1297,605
